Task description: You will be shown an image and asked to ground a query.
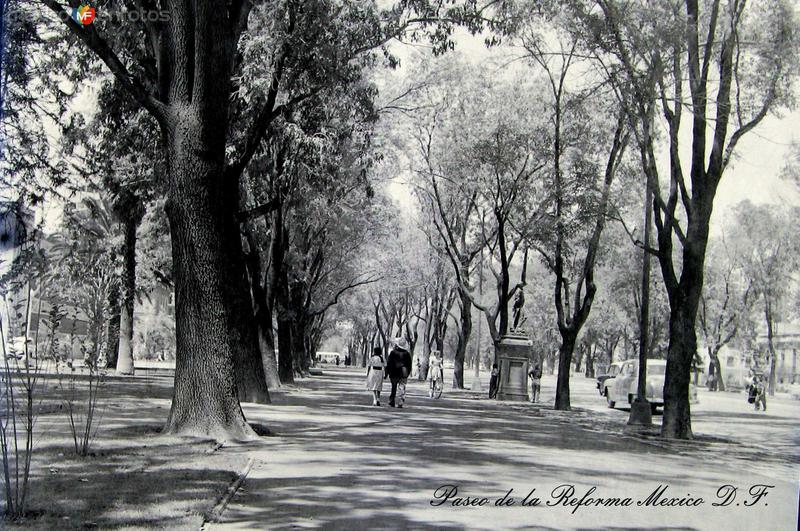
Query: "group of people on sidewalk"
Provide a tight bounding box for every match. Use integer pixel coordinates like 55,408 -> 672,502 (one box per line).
366,337 -> 543,406
365,337 -> 413,407
488,362 -> 542,403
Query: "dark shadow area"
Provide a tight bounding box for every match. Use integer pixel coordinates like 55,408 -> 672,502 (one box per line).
5,441 -> 245,530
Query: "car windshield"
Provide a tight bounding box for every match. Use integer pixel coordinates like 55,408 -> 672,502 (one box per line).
646,364 -> 666,375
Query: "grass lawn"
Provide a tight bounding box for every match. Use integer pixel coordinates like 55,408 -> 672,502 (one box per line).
2,371 -> 248,530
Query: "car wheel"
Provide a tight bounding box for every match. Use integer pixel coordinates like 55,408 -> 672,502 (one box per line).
628,394 -> 633,405
605,390 -> 615,408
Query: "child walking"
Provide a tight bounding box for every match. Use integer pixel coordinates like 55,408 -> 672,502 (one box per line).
366,347 -> 385,406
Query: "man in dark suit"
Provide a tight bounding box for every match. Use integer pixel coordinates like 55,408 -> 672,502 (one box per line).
385,337 -> 413,408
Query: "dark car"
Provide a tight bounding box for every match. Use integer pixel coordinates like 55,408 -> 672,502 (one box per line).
596,362 -> 623,395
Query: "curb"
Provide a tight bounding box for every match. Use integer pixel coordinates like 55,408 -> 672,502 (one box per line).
203,457 -> 255,527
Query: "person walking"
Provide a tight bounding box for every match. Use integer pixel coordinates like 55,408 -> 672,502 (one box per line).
385,337 -> 413,408
489,363 -> 499,399
750,373 -> 767,412
528,362 -> 542,403
366,347 -> 385,406
428,350 -> 444,398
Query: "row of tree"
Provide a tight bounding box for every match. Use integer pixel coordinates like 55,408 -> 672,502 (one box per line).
1,0 -> 798,443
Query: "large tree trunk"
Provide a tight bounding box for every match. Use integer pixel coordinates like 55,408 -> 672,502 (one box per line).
574,344 -> 584,374
256,300 -> 280,389
104,287 -> 121,369
271,207 -> 294,384
418,328 -> 430,381
277,309 -> 294,383
242,214 -> 281,389
453,289 -> 472,389
362,333 -> 372,367
231,280 -> 271,404
291,317 -> 307,376
275,274 -> 294,383
662,304 -> 697,439
161,109 -> 267,440
658,202 -> 710,439
289,281 -> 310,375
585,345 -> 595,378
554,330 -> 577,410
116,214 -> 140,375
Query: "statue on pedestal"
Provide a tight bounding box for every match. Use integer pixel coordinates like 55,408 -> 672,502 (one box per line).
512,288 -> 526,331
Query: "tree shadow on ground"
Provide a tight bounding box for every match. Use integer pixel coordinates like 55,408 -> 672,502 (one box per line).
3,372 -> 244,530
219,370 -> 758,529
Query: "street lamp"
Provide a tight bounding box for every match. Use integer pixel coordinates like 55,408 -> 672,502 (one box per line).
471,248 -> 484,392
629,174 -> 653,426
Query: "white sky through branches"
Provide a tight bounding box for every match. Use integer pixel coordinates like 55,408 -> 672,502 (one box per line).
381,29 -> 800,235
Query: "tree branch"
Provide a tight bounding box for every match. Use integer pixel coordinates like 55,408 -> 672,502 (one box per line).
41,0 -> 167,124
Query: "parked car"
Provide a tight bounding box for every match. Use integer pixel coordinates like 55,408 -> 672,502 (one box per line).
603,359 -> 697,413
596,362 -> 623,395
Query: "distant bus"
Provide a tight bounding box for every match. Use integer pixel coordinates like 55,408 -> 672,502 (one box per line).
316,351 -> 341,364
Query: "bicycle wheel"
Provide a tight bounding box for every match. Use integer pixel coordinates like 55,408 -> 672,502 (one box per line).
434,378 -> 443,399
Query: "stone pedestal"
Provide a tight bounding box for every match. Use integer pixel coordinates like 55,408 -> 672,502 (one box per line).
496,334 -> 532,401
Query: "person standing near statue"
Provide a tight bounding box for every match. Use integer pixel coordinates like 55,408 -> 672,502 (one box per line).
385,337 -> 413,408
528,362 -> 542,403
489,363 -> 500,399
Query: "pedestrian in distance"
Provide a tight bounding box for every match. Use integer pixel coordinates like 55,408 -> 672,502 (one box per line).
385,337 -> 413,408
528,362 -> 542,403
366,347 -> 385,406
748,373 -> 767,412
428,350 -> 444,398
489,363 -> 499,399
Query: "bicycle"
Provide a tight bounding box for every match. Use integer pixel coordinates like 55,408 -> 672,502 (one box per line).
429,370 -> 444,399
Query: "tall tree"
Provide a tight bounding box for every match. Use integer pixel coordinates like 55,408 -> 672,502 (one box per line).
65,81 -> 164,374
698,239 -> 754,390
730,201 -> 800,395
410,60 -> 546,386
508,9 -> 632,409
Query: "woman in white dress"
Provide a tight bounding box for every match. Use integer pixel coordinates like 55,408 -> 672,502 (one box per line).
428,350 -> 443,398
366,347 -> 385,406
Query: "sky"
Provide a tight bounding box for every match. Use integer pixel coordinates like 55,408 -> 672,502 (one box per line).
380,30 -> 800,233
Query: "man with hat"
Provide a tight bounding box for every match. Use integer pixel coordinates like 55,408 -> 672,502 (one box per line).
385,336 -> 413,408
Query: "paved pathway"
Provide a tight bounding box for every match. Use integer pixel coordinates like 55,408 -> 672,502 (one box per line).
209,368 -> 799,530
